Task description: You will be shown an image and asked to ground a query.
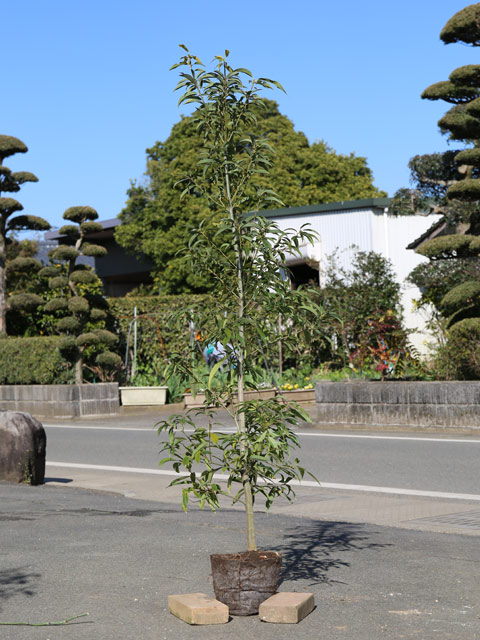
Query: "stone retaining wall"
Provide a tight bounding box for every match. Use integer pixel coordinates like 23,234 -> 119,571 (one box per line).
315,381 -> 480,429
0,383 -> 119,418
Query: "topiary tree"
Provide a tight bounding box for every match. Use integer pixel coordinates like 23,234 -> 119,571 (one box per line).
416,3 -> 480,338
40,206 -> 122,383
0,135 -> 50,334
391,5 -> 480,366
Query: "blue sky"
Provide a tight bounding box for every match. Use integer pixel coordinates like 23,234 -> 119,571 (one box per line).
3,0 -> 475,231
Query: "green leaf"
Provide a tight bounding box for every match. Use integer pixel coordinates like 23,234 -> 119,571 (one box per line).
182,488 -> 189,511
235,67 -> 253,78
207,357 -> 227,390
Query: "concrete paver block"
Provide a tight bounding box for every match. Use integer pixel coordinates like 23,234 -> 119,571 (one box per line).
168,593 -> 229,625
259,592 -> 315,623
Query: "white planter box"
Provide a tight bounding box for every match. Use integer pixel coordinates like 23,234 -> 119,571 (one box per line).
119,386 -> 168,406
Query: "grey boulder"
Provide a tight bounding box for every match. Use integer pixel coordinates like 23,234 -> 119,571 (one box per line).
0,411 -> 46,484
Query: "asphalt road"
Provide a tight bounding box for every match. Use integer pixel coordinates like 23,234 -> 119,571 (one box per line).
43,420 -> 480,497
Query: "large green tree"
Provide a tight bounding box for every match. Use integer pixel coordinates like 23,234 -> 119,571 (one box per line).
116,100 -> 385,293
392,4 -> 480,339
0,135 -> 50,334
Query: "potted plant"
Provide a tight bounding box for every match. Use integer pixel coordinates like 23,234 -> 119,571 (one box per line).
157,47 -> 324,615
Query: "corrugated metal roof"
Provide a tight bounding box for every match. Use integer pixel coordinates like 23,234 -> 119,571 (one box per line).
259,197 -> 391,218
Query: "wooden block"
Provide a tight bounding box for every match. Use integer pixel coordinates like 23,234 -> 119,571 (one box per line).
168,593 -> 229,625
259,592 -> 315,623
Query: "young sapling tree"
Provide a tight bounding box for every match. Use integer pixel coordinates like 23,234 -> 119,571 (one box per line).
157,48 -> 324,552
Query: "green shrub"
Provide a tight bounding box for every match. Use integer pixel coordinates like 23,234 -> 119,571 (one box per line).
44,297 -> 68,312
0,336 -> 74,384
57,316 -> 81,332
69,270 -> 97,284
432,317 -> 480,379
309,248 -> 405,370
8,293 -> 43,311
96,351 -> 122,368
49,276 -> 68,289
68,296 -> 90,314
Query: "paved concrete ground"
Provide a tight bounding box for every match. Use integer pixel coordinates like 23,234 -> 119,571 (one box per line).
43,463 -> 480,537
1,406 -> 480,638
1,482 -> 479,640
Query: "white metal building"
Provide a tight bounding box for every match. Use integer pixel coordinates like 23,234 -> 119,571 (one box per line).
262,198 -> 442,353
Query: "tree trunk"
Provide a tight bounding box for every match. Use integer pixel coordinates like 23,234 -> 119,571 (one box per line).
75,355 -> 83,385
225,161 -> 256,552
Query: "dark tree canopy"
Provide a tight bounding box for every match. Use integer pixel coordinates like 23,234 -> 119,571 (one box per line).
116,100 -> 385,293
0,136 -> 28,163
421,81 -> 479,104
440,3 -> 480,46
450,64 -> 480,86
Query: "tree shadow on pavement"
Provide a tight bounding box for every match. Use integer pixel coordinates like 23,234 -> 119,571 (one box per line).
273,520 -> 390,586
0,568 -> 40,611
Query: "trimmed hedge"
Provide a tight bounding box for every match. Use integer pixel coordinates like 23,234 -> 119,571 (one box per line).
0,336 -> 75,384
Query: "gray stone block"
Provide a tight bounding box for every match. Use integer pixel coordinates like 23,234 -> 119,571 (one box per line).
0,387 -> 12,401
348,403 -> 373,424
350,383 -> 373,404
27,386 -> 47,401
367,383 -> 403,405
403,404 -> 438,427
443,382 -> 480,405
314,381 -> 480,428
315,404 -> 341,423
407,383 -> 443,405
370,403 -> 405,425
0,384 -> 118,418
315,382 -> 354,404
53,402 -> 78,418
436,404 -> 480,427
